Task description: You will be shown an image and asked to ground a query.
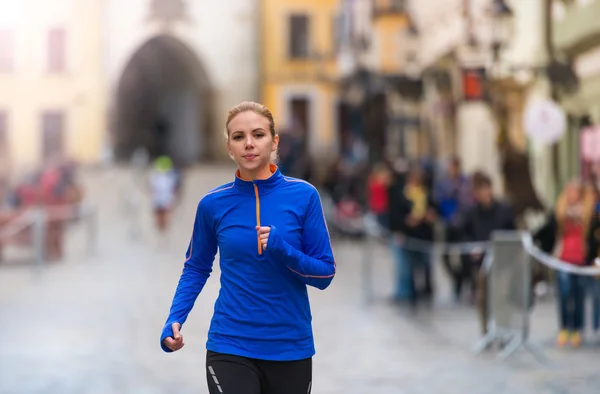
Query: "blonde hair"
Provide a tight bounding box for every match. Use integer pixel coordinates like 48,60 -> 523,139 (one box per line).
555,179 -> 596,238
224,101 -> 279,163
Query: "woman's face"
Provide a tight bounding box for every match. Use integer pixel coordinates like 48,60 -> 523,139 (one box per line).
226,111 -> 278,176
565,183 -> 581,205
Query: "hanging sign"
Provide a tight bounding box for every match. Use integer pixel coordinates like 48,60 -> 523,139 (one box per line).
523,99 -> 567,145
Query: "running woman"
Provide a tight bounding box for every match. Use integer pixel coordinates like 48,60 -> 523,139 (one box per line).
160,101 -> 336,394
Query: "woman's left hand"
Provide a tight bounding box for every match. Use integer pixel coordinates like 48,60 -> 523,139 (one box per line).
257,226 -> 271,250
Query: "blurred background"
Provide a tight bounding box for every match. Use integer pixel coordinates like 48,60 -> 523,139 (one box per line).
2,0 -> 600,393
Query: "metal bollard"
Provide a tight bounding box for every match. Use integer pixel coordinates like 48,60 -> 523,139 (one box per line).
32,207 -> 46,270
362,235 -> 375,305
473,230 -> 547,364
86,206 -> 98,257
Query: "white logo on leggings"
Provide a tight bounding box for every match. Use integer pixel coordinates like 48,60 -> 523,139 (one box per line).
208,366 -> 223,393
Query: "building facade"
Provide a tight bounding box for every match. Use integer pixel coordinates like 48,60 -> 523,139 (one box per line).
0,0 -> 105,173
259,0 -> 342,161
409,0 -> 506,192
1,0 -> 261,171
554,0 -> 600,182
107,0 -> 260,164
337,0 -> 422,165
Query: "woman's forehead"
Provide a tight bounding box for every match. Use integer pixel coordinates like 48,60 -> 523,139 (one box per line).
229,111 -> 269,130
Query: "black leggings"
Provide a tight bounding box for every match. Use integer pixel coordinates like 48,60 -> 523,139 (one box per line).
206,350 -> 312,394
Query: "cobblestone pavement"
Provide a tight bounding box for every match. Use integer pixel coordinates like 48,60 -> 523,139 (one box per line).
0,165 -> 599,393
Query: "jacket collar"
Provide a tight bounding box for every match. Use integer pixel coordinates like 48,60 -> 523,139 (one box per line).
233,164 -> 284,196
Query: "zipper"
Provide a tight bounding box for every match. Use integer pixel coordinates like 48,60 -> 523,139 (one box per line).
253,183 -> 262,255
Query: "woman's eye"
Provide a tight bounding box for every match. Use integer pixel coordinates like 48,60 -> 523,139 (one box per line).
255,133 -> 265,138
233,135 -> 243,140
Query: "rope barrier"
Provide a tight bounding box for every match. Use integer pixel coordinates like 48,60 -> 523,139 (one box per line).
520,233 -> 600,276
362,214 -> 600,276
0,203 -> 98,264
0,210 -> 34,240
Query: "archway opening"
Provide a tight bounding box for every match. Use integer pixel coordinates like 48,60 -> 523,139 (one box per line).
114,35 -> 213,165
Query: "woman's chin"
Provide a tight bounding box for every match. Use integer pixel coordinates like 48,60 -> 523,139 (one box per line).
238,160 -> 267,172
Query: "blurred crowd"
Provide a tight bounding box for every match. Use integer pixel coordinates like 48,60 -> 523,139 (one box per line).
0,160 -> 84,262
313,152 -> 600,349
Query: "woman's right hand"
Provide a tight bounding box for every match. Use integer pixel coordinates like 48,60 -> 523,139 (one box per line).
162,322 -> 184,352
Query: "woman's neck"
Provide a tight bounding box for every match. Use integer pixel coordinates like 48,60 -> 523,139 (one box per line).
238,165 -> 273,181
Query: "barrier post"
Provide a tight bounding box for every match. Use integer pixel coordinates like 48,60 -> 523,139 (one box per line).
32,207 -> 46,270
85,205 -> 98,257
473,230 -> 546,363
362,234 -> 375,305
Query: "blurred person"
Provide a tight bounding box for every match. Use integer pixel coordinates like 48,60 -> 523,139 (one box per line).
56,160 -> 84,207
552,180 -> 595,348
387,158 -> 410,302
160,101 -> 335,394
148,155 -> 179,234
462,172 -> 516,334
389,165 -> 437,306
321,158 -> 344,204
38,161 -> 84,261
276,127 -> 303,178
275,127 -> 294,176
0,177 -> 15,212
367,162 -> 391,228
590,162 -> 600,200
0,178 -> 17,262
586,200 -> 600,338
433,157 -> 472,301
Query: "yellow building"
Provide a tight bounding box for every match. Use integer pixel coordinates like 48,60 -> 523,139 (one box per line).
370,0 -> 425,160
371,0 -> 409,74
259,0 -> 342,159
337,0 -> 422,162
0,0 -> 105,173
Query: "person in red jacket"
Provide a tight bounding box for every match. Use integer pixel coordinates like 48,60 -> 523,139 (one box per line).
367,163 -> 391,228
554,180 -> 595,348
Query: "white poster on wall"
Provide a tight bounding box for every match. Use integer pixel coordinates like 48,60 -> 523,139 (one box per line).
523,99 -> 567,146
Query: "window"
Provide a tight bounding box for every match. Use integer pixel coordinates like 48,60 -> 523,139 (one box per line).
0,29 -> 13,72
47,28 -> 66,72
290,97 -> 310,154
289,14 -> 309,59
41,112 -> 65,161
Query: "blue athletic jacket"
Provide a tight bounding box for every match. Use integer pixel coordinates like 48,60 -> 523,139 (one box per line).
160,165 -> 336,361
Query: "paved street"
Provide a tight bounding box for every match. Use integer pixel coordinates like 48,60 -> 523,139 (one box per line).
1,165 -> 599,393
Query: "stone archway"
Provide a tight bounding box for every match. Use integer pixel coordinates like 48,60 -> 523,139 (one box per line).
113,34 -> 214,165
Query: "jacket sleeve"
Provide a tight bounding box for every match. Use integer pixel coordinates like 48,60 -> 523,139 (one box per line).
533,212 -> 557,254
388,183 -> 412,233
502,203 -> 517,230
160,197 -> 218,352
461,207 -> 475,242
587,214 -> 600,265
268,187 -> 336,290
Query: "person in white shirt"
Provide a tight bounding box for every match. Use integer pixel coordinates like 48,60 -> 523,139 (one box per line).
149,156 -> 179,234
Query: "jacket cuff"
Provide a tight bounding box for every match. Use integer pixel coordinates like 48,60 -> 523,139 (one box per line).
160,322 -> 177,353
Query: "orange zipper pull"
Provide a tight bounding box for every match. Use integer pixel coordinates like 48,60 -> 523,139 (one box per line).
253,183 -> 262,255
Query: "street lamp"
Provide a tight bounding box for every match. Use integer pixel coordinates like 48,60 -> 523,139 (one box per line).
490,0 -> 514,65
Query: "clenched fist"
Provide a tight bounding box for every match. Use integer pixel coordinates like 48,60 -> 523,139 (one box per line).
162,322 -> 184,352
256,226 -> 271,251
